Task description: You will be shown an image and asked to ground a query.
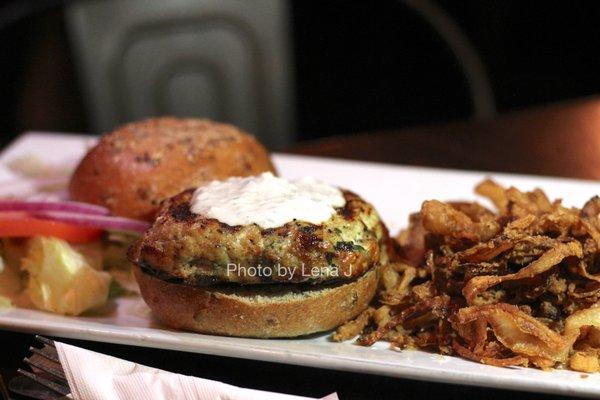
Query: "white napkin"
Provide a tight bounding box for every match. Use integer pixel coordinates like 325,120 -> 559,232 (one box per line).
55,342 -> 338,400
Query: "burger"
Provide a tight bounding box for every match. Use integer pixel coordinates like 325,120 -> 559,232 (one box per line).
128,172 -> 390,338
70,117 -> 389,338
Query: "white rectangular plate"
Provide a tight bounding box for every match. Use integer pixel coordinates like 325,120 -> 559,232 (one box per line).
1,133 -> 600,398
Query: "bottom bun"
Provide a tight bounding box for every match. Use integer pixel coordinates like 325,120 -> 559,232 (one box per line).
134,265 -> 379,338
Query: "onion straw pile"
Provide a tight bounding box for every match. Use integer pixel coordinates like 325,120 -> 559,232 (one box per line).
334,179 -> 600,373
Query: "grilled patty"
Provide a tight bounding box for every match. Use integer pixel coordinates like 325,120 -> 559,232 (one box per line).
128,189 -> 389,285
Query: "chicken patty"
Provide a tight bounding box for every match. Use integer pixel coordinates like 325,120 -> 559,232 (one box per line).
128,189 -> 389,285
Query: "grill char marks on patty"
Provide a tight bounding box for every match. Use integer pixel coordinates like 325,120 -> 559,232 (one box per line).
129,189 -> 388,285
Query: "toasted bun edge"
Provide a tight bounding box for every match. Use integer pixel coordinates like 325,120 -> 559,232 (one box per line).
133,265 -> 379,338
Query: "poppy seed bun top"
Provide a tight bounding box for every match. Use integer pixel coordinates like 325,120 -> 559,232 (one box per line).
69,118 -> 276,221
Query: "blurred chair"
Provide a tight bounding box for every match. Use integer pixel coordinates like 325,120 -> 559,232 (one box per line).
65,0 -> 295,149
403,0 -> 495,119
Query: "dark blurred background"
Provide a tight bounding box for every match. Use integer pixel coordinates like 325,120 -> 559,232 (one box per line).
0,0 -> 599,149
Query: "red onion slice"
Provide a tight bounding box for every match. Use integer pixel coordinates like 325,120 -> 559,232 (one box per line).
0,199 -> 110,215
32,210 -> 150,233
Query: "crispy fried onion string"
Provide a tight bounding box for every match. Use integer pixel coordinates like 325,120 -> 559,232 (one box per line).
462,241 -> 583,305
358,295 -> 451,346
453,303 -> 569,367
453,303 -> 600,368
335,179 -> 600,372
421,200 -> 499,242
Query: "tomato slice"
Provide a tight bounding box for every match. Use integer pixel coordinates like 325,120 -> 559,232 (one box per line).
0,212 -> 102,243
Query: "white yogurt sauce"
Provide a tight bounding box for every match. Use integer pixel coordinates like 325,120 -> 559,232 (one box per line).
190,172 -> 346,229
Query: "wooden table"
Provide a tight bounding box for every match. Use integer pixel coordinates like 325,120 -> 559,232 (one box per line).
4,98 -> 600,399
289,97 -> 600,180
